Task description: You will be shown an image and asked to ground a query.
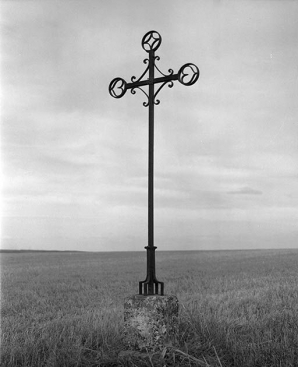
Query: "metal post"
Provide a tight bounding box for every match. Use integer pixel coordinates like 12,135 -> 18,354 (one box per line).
109,31 -> 199,295
147,49 -> 156,295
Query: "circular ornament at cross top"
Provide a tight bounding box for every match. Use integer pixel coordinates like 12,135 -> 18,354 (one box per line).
142,30 -> 162,52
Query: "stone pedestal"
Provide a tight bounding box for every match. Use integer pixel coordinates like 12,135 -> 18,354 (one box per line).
123,294 -> 179,352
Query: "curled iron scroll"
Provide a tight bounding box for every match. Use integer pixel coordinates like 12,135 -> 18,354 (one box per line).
109,77 -> 127,98
131,87 -> 149,107
154,81 -> 174,105
131,59 -> 149,84
178,63 -> 200,86
142,31 -> 162,52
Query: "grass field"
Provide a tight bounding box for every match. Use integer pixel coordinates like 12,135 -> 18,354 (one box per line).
1,249 -> 298,366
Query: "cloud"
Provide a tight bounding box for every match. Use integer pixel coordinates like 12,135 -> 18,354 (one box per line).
227,187 -> 263,196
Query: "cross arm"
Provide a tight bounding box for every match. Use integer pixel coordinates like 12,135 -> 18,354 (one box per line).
126,74 -> 179,89
109,63 -> 199,105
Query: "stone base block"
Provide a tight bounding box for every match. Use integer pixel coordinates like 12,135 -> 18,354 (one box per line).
123,294 -> 179,352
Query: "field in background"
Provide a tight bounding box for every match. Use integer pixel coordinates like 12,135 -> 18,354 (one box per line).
1,249 -> 298,366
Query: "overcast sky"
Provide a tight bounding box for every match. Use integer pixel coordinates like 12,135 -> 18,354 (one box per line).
1,0 -> 298,251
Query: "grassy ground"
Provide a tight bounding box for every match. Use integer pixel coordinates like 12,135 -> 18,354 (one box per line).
1,249 -> 298,366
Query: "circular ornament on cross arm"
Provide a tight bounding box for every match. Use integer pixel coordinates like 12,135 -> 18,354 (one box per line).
178,63 -> 200,86
142,31 -> 162,52
109,77 -> 127,98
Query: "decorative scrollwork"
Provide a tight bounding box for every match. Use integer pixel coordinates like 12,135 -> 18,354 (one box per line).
154,81 -> 174,105
131,59 -> 149,84
109,77 -> 127,98
178,63 -> 200,86
142,30 -> 162,52
131,87 -> 149,107
131,63 -> 149,84
153,55 -> 174,78
109,32 -> 200,108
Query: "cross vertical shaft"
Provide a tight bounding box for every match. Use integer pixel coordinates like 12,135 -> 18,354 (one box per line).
146,49 -> 157,295
148,49 -> 154,252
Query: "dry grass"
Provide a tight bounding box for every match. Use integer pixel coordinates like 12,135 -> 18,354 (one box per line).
1,249 -> 298,366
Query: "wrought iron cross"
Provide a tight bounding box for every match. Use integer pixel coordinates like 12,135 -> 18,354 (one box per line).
109,31 -> 199,296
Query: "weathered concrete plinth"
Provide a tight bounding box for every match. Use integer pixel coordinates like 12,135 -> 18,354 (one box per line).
123,294 -> 179,352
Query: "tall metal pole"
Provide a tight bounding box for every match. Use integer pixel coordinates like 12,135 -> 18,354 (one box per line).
147,49 -> 156,295
108,31 -> 199,296
148,49 -> 154,252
